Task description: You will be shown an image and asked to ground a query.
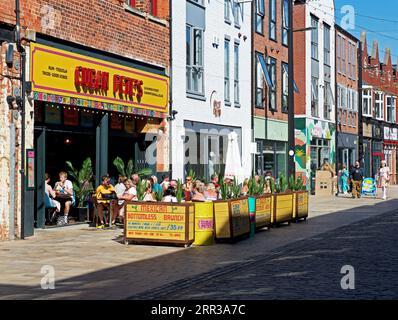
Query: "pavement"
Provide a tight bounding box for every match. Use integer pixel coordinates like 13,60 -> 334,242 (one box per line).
0,186 -> 397,300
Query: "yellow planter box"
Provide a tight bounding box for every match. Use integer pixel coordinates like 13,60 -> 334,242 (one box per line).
254,195 -> 272,229
193,202 -> 214,246
293,191 -> 309,221
213,197 -> 250,241
273,192 -> 294,225
124,202 -> 195,247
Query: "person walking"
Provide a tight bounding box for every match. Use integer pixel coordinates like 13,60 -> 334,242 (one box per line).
339,164 -> 349,195
379,160 -> 390,200
350,161 -> 364,199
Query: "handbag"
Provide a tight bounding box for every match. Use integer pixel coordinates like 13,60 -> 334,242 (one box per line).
56,192 -> 72,200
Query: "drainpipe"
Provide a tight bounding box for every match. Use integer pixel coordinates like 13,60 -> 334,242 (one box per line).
168,0 -> 173,179
358,41 -> 364,166
9,123 -> 16,240
15,0 -> 26,239
287,0 -> 295,178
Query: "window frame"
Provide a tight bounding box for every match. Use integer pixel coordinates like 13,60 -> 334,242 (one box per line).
186,24 -> 205,96
323,23 -> 331,66
269,0 -> 277,41
311,16 -> 319,61
362,88 -> 372,117
375,91 -> 384,120
267,57 -> 277,111
282,0 -> 289,47
234,41 -> 240,106
255,52 -> 265,109
311,76 -> 319,117
282,62 -> 289,113
255,0 -> 265,34
224,38 -> 231,103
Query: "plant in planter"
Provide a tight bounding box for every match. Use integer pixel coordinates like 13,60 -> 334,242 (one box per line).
269,177 -> 276,194
113,157 -> 152,178
296,175 -> 306,191
136,179 -> 148,201
247,177 -> 258,197
176,179 -> 184,203
219,177 -> 231,200
256,176 -> 265,196
66,158 -> 94,222
231,178 -> 242,199
155,187 -> 164,202
278,173 -> 288,193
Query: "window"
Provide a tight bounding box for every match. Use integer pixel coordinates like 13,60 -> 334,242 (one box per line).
311,16 -> 318,60
149,0 -> 157,16
351,43 -> 357,79
282,63 -> 288,112
233,0 -> 241,27
186,25 -> 204,95
323,24 -> 330,66
256,0 -> 264,34
341,38 -> 346,75
224,38 -> 230,102
337,36 -> 341,73
234,42 -> 240,105
255,55 -> 264,108
375,92 -> 384,120
324,82 -> 331,120
224,0 -> 231,22
125,0 -> 136,6
282,0 -> 289,46
269,0 -> 276,41
387,96 -> 396,123
268,57 -> 277,110
363,89 -> 372,116
348,44 -> 352,78
311,77 -> 319,117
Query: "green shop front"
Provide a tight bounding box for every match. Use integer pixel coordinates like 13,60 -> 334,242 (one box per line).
254,117 -> 288,177
30,40 -> 169,230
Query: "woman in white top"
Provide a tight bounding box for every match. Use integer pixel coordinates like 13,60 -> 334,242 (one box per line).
379,160 -> 390,200
115,179 -> 137,221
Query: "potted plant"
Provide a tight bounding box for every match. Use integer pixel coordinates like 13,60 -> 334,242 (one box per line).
113,157 -> 152,178
292,174 -> 309,221
66,158 -> 94,222
272,173 -> 294,226
250,176 -> 272,231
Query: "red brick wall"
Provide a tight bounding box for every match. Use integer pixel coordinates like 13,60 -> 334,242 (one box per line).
293,2 -> 306,116
336,28 -> 359,136
0,0 -> 170,69
253,0 -> 289,122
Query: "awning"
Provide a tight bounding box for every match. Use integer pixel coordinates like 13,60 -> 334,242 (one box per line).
257,54 -> 273,88
282,64 -> 299,93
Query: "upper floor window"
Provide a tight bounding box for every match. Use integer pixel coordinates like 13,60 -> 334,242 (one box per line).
125,0 -> 136,7
269,0 -> 276,41
311,77 -> 319,117
363,89 -> 372,117
282,63 -> 289,112
224,0 -> 231,22
256,0 -> 265,34
224,38 -> 230,102
350,43 -> 357,79
311,16 -> 318,60
267,57 -> 277,110
234,42 -> 240,105
387,96 -> 396,123
337,35 -> 341,73
255,53 -> 264,108
282,0 -> 289,46
323,24 -> 330,66
233,0 -> 241,27
324,82 -> 332,120
341,38 -> 346,75
186,25 -> 204,95
375,92 -> 384,120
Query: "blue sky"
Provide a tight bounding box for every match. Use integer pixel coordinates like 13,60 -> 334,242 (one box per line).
334,0 -> 398,63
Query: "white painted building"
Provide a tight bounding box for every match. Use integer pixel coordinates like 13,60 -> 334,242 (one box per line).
170,0 -> 252,181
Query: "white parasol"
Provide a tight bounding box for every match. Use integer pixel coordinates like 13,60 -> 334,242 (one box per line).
224,131 -> 243,184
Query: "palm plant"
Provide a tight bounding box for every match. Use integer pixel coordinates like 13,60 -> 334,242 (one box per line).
219,176 -> 231,200
176,179 -> 184,203
155,187 -> 164,202
113,157 -> 152,178
186,168 -> 197,183
269,177 -> 276,194
289,174 -> 297,191
65,158 -> 94,207
278,173 -> 288,193
136,179 -> 147,201
247,177 -> 257,196
231,178 -> 241,199
296,175 -> 306,191
256,176 -> 265,195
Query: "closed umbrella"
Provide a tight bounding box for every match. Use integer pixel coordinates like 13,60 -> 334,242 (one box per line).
224,131 -> 243,184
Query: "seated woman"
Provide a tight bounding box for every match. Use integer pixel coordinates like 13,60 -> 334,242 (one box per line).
142,180 -> 156,202
241,178 -> 249,196
114,179 -> 137,223
204,183 -> 218,201
54,171 -> 74,225
263,179 -> 272,194
162,186 -> 177,202
45,173 -> 61,214
191,181 -> 206,202
95,175 -> 117,228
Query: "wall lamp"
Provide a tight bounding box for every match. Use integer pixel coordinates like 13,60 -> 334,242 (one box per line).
168,110 -> 178,121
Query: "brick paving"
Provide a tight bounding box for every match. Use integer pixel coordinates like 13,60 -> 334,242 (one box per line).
0,187 -> 397,300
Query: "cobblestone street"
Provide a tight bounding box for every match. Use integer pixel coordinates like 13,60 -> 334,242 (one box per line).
0,189 -> 398,300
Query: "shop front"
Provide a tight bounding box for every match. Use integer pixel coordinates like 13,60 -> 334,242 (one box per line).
295,118 -> 336,189
254,118 -> 288,178
362,122 -> 373,178
384,126 -> 398,184
337,133 -> 358,170
30,40 -> 169,228
371,123 -> 384,179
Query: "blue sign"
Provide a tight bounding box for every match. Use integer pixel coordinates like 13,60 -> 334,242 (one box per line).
361,178 -> 376,197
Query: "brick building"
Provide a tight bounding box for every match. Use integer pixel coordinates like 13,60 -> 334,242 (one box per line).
293,0 -> 336,189
253,0 -> 290,178
0,0 -> 170,240
335,25 -> 359,172
360,32 -> 398,183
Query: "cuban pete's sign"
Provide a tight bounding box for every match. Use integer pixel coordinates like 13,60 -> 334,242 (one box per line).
30,43 -> 169,114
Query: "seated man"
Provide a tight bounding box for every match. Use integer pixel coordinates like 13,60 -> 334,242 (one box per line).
95,175 -> 117,228
54,171 -> 74,225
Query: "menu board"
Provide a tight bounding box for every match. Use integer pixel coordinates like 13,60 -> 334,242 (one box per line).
125,204 -> 187,241
255,196 -> 272,227
230,198 -> 250,237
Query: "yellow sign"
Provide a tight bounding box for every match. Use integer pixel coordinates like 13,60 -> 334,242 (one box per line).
297,192 -> 309,216
30,43 -> 169,114
255,196 -> 272,227
125,204 -> 186,241
230,199 -> 250,237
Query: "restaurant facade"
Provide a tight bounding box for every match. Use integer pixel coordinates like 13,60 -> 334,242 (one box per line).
0,0 -> 170,240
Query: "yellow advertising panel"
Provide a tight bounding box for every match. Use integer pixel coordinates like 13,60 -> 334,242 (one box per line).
125,204 -> 186,241
275,194 -> 293,222
255,196 -> 272,227
214,202 -> 230,239
297,192 -> 309,217
230,199 -> 250,237
30,43 -> 169,114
